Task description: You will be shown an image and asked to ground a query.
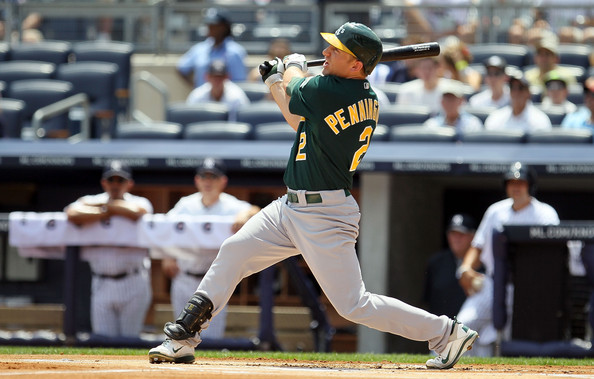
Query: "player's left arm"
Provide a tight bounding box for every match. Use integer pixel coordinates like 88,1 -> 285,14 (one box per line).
105,199 -> 148,221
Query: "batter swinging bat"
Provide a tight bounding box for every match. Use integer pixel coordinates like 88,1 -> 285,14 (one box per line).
307,42 -> 440,67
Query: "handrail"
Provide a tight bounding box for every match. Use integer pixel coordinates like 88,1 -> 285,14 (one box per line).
130,70 -> 170,123
32,93 -> 91,142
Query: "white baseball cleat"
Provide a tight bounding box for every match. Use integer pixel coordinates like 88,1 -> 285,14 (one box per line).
148,339 -> 195,364
425,319 -> 478,370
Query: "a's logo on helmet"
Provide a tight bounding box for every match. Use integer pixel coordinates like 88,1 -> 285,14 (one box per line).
336,25 -> 346,35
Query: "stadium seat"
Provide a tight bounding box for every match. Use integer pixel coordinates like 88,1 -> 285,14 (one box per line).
372,124 -> 390,141
526,129 -> 592,144
567,84 -> 584,105
10,40 -> 73,65
458,129 -> 525,144
468,44 -> 531,68
184,121 -> 253,140
115,121 -> 183,140
236,102 -> 285,128
165,102 -> 229,127
0,61 -> 56,89
72,41 -> 134,116
463,106 -> 497,123
557,44 -> 592,70
56,61 -> 119,138
7,79 -> 74,138
0,98 -> 26,138
389,125 -> 457,142
235,81 -> 270,102
253,122 -> 296,141
374,82 -> 401,103
537,107 -> 567,126
379,105 -> 431,127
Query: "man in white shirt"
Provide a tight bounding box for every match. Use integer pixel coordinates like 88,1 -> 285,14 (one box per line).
456,162 -> 560,356
484,72 -> 552,132
424,80 -> 483,133
469,55 -> 510,109
186,60 -> 250,121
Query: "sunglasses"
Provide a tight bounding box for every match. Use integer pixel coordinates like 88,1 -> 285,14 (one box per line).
106,176 -> 127,183
486,70 -> 504,77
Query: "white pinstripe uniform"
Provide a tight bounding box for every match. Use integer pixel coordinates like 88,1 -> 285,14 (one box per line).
457,197 -> 559,355
167,192 -> 252,339
69,192 -> 153,337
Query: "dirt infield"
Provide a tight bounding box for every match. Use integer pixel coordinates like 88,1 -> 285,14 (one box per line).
0,355 -> 593,378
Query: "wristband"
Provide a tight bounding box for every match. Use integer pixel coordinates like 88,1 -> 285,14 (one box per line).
455,265 -> 472,279
264,73 -> 283,88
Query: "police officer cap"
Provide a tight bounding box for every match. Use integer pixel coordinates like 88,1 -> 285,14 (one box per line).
320,22 -> 383,75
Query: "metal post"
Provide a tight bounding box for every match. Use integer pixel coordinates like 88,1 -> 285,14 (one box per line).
63,245 -> 80,345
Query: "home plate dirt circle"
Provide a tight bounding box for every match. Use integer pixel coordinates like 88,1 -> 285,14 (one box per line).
0,355 -> 593,378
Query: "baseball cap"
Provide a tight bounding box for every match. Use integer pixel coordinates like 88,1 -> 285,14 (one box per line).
203,8 -> 231,26
441,80 -> 465,98
208,60 -> 228,76
509,71 -> 529,89
320,22 -> 383,75
483,55 -> 507,70
544,70 -> 568,90
102,160 -> 132,180
197,157 -> 226,177
447,214 -> 477,234
535,34 -> 559,56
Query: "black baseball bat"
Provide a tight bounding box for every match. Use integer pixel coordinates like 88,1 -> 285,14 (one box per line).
307,42 -> 440,67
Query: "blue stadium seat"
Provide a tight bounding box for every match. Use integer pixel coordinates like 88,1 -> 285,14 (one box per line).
463,106 -> 497,123
72,41 -> 134,115
0,61 -> 56,89
372,124 -> 390,141
389,125 -> 457,142
10,40 -> 73,65
235,81 -> 270,102
115,121 -> 183,140
536,107 -> 567,126
557,44 -> 592,70
567,85 -> 584,105
184,121 -> 252,140
253,122 -> 296,141
56,61 -> 118,138
166,102 -> 229,127
7,79 -> 74,138
468,44 -> 531,68
379,105 -> 431,127
236,102 -> 284,128
526,129 -> 592,144
374,83 -> 401,103
0,98 -> 26,138
458,129 -> 525,143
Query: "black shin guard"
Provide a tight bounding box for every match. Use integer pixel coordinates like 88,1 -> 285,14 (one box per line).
164,293 -> 214,340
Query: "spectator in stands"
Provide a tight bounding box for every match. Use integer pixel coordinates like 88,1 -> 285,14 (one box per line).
186,60 -> 250,121
423,80 -> 483,133
469,56 -> 510,109
65,160 -> 153,339
160,158 -> 260,340
247,38 -> 292,82
524,32 -> 577,91
177,8 -> 247,88
561,76 -> 594,130
396,56 -> 452,115
456,162 -> 560,356
438,35 -> 482,92
484,72 -> 552,132
539,70 -> 577,114
424,213 -> 478,319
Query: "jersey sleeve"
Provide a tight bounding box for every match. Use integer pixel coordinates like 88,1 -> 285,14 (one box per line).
287,75 -> 322,120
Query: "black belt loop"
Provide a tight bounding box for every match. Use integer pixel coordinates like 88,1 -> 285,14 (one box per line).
92,268 -> 139,280
287,189 -> 350,204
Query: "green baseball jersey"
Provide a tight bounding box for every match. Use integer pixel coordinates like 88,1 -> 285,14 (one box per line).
283,74 -> 379,191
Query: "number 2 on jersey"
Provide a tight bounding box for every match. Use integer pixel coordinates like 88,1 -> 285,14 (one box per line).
350,126 -> 373,171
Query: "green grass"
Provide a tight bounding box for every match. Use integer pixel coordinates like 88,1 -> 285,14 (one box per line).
0,346 -> 592,366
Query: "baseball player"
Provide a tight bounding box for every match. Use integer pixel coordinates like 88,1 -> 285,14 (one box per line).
161,158 -> 260,339
456,162 -> 560,356
149,22 -> 477,369
65,160 -> 153,338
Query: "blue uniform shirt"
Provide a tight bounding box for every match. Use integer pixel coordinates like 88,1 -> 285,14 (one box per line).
177,36 -> 247,88
561,106 -> 593,130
